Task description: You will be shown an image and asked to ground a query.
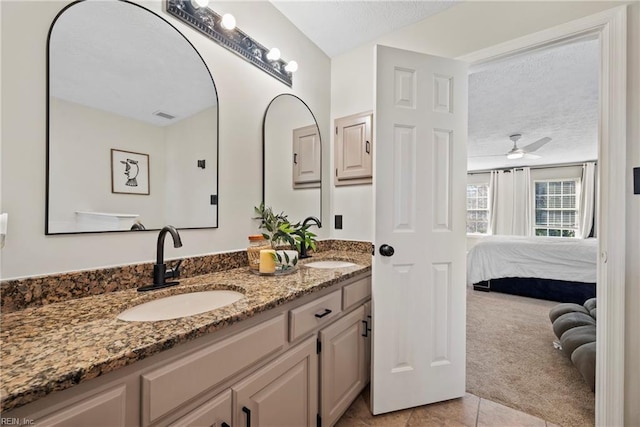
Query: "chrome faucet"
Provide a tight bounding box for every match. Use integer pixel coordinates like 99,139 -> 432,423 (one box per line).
138,225 -> 183,292
297,216 -> 322,259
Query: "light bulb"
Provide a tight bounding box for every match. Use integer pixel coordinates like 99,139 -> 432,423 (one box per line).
190,0 -> 209,8
266,48 -> 281,61
284,60 -> 298,73
221,14 -> 236,30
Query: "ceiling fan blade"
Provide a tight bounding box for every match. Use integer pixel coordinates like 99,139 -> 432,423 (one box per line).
523,153 -> 541,159
522,137 -> 551,153
468,154 -> 507,158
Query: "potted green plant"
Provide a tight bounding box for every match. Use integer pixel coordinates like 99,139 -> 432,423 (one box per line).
253,203 -> 299,271
292,223 -> 318,258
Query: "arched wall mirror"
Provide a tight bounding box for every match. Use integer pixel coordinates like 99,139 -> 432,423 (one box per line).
263,94 -> 322,223
46,0 -> 219,234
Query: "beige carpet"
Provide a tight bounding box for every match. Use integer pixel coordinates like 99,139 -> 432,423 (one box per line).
466,288 -> 595,427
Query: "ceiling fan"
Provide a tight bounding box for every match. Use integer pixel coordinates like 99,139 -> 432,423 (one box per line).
471,134 -> 552,160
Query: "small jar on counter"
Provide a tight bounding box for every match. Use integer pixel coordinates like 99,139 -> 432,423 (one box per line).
247,234 -> 271,271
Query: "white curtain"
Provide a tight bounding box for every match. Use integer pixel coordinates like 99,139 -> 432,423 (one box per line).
488,170 -> 499,234
489,168 -> 531,236
579,162 -> 596,238
512,167 -> 532,236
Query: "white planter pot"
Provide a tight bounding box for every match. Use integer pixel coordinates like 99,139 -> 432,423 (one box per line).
275,250 -> 299,268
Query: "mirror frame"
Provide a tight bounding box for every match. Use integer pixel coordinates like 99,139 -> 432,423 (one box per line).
45,0 -> 220,235
261,93 -> 322,223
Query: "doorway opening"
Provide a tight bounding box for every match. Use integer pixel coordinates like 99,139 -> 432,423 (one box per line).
465,35 -> 599,426
460,6 -> 627,426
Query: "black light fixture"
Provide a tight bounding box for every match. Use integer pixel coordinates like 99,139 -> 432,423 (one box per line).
166,0 -> 295,87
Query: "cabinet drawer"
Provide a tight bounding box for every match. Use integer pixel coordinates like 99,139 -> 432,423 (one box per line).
36,385 -> 126,427
289,290 -> 342,341
142,314 -> 286,425
342,276 -> 371,310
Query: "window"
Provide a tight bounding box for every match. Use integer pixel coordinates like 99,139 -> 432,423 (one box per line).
534,179 -> 579,237
467,183 -> 489,234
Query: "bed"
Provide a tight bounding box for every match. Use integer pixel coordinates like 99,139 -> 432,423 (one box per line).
467,235 -> 597,304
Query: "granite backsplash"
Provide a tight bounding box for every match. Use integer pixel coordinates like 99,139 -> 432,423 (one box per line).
0,240 -> 372,313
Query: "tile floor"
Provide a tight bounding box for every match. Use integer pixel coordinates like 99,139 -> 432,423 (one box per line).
335,386 -> 560,427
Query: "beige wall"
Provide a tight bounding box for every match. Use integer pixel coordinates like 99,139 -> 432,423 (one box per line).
330,1 -> 639,423
164,106 -> 218,228
0,0 -> 331,279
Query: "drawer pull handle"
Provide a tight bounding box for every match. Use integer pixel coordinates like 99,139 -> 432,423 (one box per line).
242,406 -> 251,427
315,308 -> 332,319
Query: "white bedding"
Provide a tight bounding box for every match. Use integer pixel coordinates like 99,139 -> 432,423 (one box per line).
467,236 -> 598,285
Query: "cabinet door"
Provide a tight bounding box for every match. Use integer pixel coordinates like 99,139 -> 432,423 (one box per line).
335,112 -> 373,185
168,389 -> 231,427
36,385 -> 126,427
319,305 -> 367,427
293,124 -> 321,188
233,337 -> 318,427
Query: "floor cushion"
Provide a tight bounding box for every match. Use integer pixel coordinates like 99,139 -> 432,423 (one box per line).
583,297 -> 597,312
572,341 -> 596,392
560,325 -> 596,358
549,303 -> 589,323
552,312 -> 596,339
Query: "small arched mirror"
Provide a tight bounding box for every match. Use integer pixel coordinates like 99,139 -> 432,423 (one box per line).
46,0 -> 218,234
263,94 -> 321,223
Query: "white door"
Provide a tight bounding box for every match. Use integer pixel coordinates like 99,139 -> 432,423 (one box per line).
371,45 -> 468,414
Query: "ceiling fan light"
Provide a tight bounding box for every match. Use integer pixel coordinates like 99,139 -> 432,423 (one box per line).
507,152 -> 524,160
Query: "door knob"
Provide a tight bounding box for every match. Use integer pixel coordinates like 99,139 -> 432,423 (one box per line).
379,244 -> 395,257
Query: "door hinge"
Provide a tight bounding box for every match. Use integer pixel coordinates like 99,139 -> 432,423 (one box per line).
335,126 -> 338,135
317,413 -> 322,427
371,244 -> 375,256
316,338 -> 322,354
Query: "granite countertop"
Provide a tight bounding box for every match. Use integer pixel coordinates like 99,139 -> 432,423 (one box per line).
0,250 -> 371,412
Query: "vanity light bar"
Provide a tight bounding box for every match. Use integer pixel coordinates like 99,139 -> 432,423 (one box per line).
166,0 -> 294,87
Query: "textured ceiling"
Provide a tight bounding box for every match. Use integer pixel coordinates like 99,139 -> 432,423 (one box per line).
467,38 -> 599,171
50,0 -> 217,127
273,1 -> 598,171
271,0 -> 459,57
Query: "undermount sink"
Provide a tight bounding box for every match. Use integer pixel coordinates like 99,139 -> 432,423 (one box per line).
305,260 -> 357,269
117,290 -> 244,322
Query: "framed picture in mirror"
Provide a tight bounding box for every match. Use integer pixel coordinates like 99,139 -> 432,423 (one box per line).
111,149 -> 150,195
